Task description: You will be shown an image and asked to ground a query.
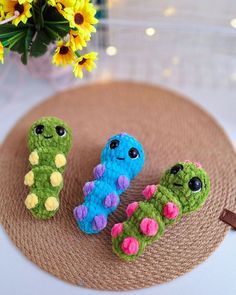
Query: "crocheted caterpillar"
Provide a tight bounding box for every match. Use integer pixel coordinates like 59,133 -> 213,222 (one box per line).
112,161 -> 210,261
24,117 -> 72,219
73,133 -> 145,234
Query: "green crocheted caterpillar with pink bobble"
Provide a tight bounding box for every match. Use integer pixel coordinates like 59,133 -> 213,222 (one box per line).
112,161 -> 210,261
24,117 -> 72,220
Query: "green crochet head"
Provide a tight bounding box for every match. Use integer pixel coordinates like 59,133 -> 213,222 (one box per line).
28,117 -> 72,154
160,161 -> 210,214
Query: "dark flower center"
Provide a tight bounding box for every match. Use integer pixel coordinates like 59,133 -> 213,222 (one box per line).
74,13 -> 84,25
59,46 -> 69,55
15,3 -> 24,15
79,58 -> 86,65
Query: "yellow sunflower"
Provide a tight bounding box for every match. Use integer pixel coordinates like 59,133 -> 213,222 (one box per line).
52,40 -> 76,66
2,0 -> 32,26
67,0 -> 98,35
47,0 -> 56,5
0,8 -> 5,22
73,51 -> 97,78
47,0 -> 75,20
0,1 -> 5,21
18,0 -> 33,4
47,0 -> 75,7
69,29 -> 90,51
0,41 -> 4,64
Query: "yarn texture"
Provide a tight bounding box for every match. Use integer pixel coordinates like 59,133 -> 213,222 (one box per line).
24,116 -> 72,219
74,133 -> 145,234
112,161 -> 211,261
0,81 -> 235,290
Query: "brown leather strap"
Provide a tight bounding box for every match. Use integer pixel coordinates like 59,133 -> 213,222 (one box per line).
220,209 -> 236,230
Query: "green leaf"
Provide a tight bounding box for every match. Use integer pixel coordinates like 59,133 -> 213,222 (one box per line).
0,23 -> 30,32
44,26 -> 59,40
0,31 -> 20,40
75,51 -> 81,58
43,6 -> 68,23
3,31 -> 25,48
30,30 -> 50,57
42,5 -> 70,38
44,20 -> 69,25
21,28 -> 34,65
40,2 -> 47,28
31,4 -> 37,24
45,23 -> 70,38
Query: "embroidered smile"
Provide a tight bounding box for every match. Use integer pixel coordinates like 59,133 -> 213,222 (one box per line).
173,183 -> 183,187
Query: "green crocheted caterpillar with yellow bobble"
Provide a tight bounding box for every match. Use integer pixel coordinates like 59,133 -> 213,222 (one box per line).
111,161 -> 210,261
24,117 -> 72,219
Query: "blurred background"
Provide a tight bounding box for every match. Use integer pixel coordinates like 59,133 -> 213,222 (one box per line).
0,0 -> 236,145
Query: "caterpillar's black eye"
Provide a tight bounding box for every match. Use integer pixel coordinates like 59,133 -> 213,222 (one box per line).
34,125 -> 44,135
128,147 -> 139,159
56,126 -> 66,137
110,139 -> 119,149
188,177 -> 202,192
170,164 -> 184,175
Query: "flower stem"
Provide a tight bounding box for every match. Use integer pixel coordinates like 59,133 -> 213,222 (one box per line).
0,11 -> 20,25
75,51 -> 81,58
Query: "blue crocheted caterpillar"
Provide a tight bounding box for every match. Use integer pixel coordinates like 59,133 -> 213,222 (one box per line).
73,132 -> 145,234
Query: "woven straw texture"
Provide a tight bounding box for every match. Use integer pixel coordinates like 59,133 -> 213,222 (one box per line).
0,81 -> 235,291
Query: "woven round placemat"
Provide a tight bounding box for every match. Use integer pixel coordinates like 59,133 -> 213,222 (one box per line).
0,81 -> 235,290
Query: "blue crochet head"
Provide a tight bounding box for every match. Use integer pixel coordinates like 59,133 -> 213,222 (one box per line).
101,133 -> 145,178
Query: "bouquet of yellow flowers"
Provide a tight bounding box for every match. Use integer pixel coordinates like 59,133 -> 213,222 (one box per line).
0,0 -> 98,78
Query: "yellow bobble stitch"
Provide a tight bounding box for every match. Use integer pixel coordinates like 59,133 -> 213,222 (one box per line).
24,171 -> 34,186
50,171 -> 63,187
29,151 -> 39,165
25,193 -> 38,209
55,154 -> 67,168
45,197 -> 59,211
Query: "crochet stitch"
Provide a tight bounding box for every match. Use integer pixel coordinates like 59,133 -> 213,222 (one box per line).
24,117 -> 72,219
74,133 -> 145,234
112,161 -> 210,261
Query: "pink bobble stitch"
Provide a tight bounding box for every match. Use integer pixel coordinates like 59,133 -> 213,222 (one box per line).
184,159 -> 202,168
140,218 -> 158,236
121,237 -> 139,255
126,202 -> 139,217
194,161 -> 202,168
163,202 -> 179,219
111,223 -> 123,238
142,184 -> 157,200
